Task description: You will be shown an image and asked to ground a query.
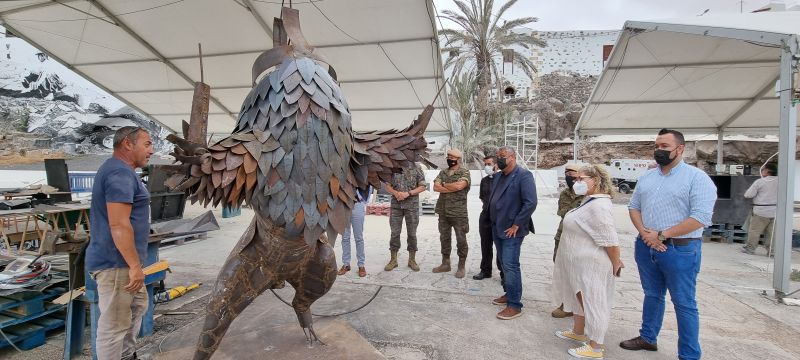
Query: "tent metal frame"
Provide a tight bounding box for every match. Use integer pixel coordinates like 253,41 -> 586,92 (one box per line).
0,0 -> 451,134
574,18 -> 799,297
68,37 -> 437,67
87,0 -> 236,119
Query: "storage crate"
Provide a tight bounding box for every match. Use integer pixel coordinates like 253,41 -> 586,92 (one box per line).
0,286 -> 67,350
420,202 -> 435,215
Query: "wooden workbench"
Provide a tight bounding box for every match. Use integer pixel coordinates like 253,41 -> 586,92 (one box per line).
0,203 -> 90,256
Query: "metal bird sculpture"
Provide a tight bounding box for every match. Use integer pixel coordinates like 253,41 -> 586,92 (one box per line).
163,7 -> 434,360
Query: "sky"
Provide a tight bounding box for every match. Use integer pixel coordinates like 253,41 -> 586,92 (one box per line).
432,0 -> 798,31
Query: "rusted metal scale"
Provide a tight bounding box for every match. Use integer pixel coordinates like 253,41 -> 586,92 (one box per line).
187,44 -> 210,146
164,7 -> 434,360
187,82 -> 210,145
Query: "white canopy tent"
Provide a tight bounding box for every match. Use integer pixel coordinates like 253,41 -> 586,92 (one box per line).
575,12 -> 799,296
0,0 -> 450,135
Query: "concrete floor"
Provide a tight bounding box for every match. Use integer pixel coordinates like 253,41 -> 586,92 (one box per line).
156,189 -> 800,360
3,188 -> 800,359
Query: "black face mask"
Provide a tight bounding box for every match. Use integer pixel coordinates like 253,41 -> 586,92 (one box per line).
565,176 -> 576,189
497,157 -> 508,170
654,149 -> 675,167
446,159 -> 457,168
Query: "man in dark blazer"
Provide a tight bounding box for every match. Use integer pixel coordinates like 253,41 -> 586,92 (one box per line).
488,146 -> 537,320
473,155 -> 503,281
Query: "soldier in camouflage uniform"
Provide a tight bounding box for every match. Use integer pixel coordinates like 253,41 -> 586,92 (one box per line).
552,163 -> 584,318
384,164 -> 427,271
432,149 -> 471,278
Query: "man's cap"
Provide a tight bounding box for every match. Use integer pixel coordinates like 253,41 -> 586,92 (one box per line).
447,149 -> 463,159
565,163 -> 581,172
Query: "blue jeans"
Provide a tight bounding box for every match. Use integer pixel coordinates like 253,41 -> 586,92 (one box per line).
635,237 -> 702,360
341,202 -> 366,267
494,236 -> 523,310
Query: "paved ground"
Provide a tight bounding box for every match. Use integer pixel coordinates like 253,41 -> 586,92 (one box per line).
3,189 -> 799,359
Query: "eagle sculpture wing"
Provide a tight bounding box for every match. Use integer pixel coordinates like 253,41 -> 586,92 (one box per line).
351,104 -> 435,189
166,131 -> 259,209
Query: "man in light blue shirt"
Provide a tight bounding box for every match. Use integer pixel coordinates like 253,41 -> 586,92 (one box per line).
620,129 -> 716,360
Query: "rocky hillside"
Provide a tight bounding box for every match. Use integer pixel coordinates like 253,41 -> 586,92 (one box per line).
507,72 -> 595,141
0,96 -> 173,156
536,139 -> 796,169
0,34 -> 173,161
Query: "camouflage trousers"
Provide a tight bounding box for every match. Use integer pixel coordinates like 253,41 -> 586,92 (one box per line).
438,216 -> 469,258
389,207 -> 419,252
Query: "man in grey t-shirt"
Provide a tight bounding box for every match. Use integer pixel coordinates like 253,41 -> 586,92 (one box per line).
86,126 -> 153,360
743,163 -> 778,255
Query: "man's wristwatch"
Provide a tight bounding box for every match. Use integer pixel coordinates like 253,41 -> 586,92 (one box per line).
657,231 -> 666,242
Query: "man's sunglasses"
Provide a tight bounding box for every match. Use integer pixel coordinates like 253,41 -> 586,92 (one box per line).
118,127 -> 143,142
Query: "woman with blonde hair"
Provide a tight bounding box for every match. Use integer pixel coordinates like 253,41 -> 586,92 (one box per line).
551,164 -> 624,359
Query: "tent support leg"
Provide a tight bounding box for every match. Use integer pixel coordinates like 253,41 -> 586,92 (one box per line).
773,40 -> 797,297
716,131 -> 724,173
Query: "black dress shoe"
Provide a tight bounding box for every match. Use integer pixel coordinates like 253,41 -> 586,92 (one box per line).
619,336 -> 658,351
472,272 -> 491,280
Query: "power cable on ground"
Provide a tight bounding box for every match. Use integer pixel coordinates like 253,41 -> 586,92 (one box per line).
270,284 -> 383,317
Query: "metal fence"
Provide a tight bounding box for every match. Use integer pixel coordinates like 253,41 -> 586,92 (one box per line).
68,172 -> 95,193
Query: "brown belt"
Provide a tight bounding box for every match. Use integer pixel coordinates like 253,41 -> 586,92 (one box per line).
663,238 -> 700,246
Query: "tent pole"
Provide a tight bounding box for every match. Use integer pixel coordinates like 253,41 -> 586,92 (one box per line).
773,38 -> 797,297
573,130 -> 580,161
716,131 -> 724,172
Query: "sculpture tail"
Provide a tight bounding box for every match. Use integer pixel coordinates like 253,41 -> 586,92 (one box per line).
193,218 -> 276,360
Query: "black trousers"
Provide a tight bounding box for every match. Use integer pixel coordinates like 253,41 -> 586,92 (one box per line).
478,210 -> 503,281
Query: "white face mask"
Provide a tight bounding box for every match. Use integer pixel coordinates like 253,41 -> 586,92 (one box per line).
572,181 -> 589,195
484,165 -> 494,175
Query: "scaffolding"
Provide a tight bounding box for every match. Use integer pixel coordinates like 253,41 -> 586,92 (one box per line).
504,112 -> 539,169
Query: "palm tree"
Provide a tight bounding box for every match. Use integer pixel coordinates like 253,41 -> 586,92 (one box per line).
439,0 -> 545,127
445,72 -> 506,168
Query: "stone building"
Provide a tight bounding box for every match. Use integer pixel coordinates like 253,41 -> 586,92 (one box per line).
493,29 -> 619,102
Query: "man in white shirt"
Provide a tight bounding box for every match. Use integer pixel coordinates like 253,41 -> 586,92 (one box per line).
742,163 -> 778,256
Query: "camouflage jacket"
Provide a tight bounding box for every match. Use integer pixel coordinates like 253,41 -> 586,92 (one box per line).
388,166 -> 427,210
554,188 -> 584,241
434,167 -> 471,218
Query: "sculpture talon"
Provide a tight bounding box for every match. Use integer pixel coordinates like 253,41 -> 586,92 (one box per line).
297,309 -> 326,347
305,325 -> 326,347
166,7 -> 434,360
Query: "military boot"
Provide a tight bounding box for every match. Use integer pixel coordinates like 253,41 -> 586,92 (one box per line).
432,256 -> 451,273
384,250 -> 399,271
454,257 -> 467,278
407,251 -> 420,272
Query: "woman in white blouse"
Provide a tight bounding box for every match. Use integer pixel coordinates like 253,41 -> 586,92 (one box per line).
551,164 -> 624,359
